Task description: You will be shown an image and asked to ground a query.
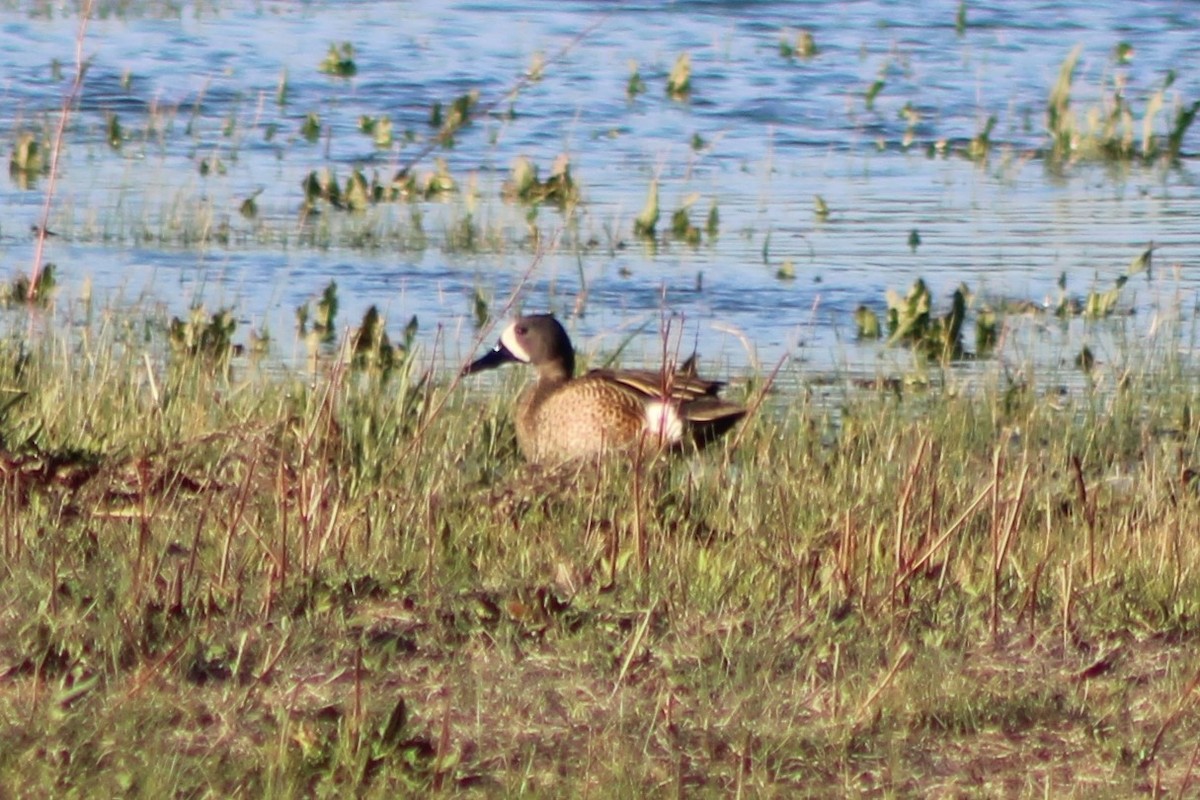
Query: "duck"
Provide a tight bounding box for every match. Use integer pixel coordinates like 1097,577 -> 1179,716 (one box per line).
463,314 -> 745,464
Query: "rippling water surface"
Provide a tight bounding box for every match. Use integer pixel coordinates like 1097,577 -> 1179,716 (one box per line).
1,0 -> 1198,382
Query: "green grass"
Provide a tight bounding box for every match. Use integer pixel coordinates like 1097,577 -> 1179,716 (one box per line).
2,308 -> 1200,797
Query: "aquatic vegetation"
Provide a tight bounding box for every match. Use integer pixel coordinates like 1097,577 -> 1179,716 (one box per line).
705,200 -> 719,239
5,263 -> 56,306
1046,45 -> 1199,164
9,132 -> 46,176
238,189 -> 261,219
105,113 -> 122,148
854,279 -> 975,361
967,115 -> 996,161
359,115 -> 393,148
501,154 -> 580,208
169,305 -> 240,361
626,60 -> 646,98
865,79 -> 885,111
666,52 -> 691,100
295,280 -> 339,348
779,29 -> 817,60
431,91 -> 479,146
669,195 -> 702,246
351,306 -> 398,376
318,42 -> 357,77
300,111 -> 321,143
633,178 -> 659,238
813,195 -> 830,220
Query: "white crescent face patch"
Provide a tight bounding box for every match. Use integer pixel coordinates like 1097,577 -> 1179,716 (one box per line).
499,322 -> 533,363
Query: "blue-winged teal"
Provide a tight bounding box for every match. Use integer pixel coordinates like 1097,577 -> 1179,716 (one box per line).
464,314 -> 746,464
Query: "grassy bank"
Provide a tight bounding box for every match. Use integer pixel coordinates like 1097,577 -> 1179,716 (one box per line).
2,312 -> 1200,798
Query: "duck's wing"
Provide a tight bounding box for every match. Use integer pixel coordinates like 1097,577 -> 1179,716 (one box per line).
586,367 -> 724,402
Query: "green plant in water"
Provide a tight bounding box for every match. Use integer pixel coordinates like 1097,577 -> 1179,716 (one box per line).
885,278 -> 966,361
967,115 -> 996,161
813,195 -> 829,220
360,115 -> 393,148
781,30 -> 817,60
169,306 -> 239,361
854,305 -> 881,339
705,201 -> 720,239
301,112 -> 321,143
975,306 -> 998,357
239,190 -> 261,220
1045,46 -> 1196,163
1082,276 -> 1127,320
434,91 -> 479,146
865,79 -> 885,111
106,113 -> 122,149
9,133 -> 45,182
626,61 -> 646,98
670,194 -> 702,246
351,306 -> 397,377
472,287 -> 490,328
1047,44 -> 1082,160
297,281 -> 339,345
667,53 -> 691,100
6,264 -> 56,307
319,42 -> 357,77
634,179 -> 659,238
501,154 -> 579,208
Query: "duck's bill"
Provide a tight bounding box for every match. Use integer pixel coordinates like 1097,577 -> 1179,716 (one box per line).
462,343 -> 519,375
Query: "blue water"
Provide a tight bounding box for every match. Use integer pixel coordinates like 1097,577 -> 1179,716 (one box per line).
1,0 -> 1198,381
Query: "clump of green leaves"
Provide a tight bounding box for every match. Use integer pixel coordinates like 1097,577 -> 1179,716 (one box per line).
626,61 -> 646,98
169,306 -> 240,361
359,115 -> 393,148
666,53 -> 691,100
10,132 -> 45,176
865,79 -> 885,111
882,279 -> 967,361
1046,45 -> 1198,163
1051,246 -> 1151,320
6,264 -> 56,306
501,154 -> 580,208
780,30 -> 817,59
431,91 -> 479,146
633,179 -> 659,238
813,195 -> 830,220
854,304 -> 881,339
670,194 -> 703,246
319,42 -> 357,77
297,281 -> 339,345
967,115 -> 996,161
351,306 -> 403,377
301,112 -> 321,143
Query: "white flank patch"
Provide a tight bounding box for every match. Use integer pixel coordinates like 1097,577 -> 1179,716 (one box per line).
644,401 -> 684,444
499,322 -> 532,362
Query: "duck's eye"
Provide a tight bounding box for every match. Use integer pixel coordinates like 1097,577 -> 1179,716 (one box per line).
515,326 -> 527,335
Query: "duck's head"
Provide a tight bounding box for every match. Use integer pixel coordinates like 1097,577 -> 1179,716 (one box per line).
463,314 -> 575,380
